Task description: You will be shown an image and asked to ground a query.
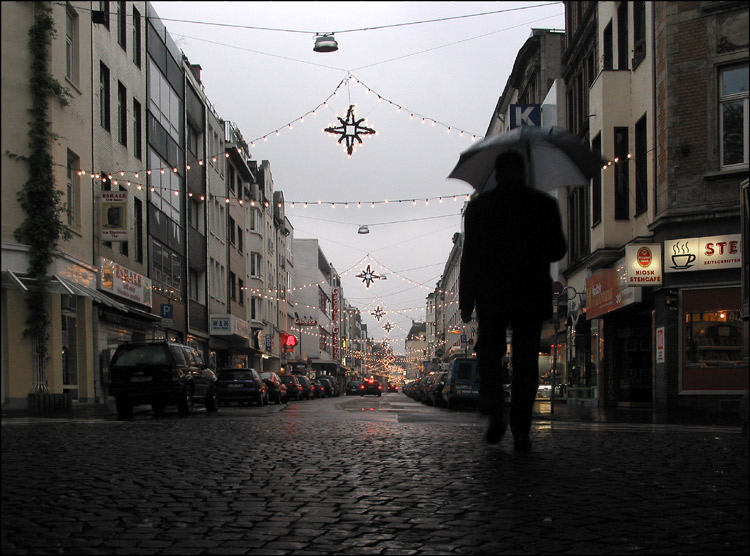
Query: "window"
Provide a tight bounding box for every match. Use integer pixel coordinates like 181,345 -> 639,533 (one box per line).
151,241 -> 182,301
132,7 -> 141,67
100,62 -> 110,131
614,127 -> 629,220
116,1 -> 126,49
719,65 -> 749,168
634,115 -> 648,216
189,269 -> 204,303
632,1 -> 646,68
237,224 -> 243,253
133,98 -> 142,159
617,2 -> 628,70
591,134 -> 602,226
319,327 -> 330,353
603,22 -> 613,71
134,197 -> 143,262
248,207 -> 260,233
66,150 -> 80,229
567,187 -> 589,262
117,82 -> 127,146
65,4 -> 78,84
96,1 -> 110,29
319,288 -> 330,315
238,279 -> 244,306
250,252 -> 261,278
119,185 -> 128,256
251,297 -> 262,321
148,150 -> 181,223
228,216 -> 236,245
229,271 -> 236,300
148,59 -> 181,142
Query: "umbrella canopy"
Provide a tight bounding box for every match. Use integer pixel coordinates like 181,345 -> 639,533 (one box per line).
448,126 -> 606,194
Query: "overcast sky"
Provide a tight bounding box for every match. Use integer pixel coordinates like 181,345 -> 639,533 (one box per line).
149,1 -> 566,351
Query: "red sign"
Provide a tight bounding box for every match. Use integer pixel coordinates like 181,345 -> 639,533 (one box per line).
285,334 -> 297,347
637,246 -> 652,267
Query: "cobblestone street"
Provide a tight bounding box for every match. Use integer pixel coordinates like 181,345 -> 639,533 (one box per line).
2,396 -> 748,555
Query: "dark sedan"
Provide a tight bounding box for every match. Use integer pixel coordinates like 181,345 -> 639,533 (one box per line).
216,368 -> 268,406
360,378 -> 382,396
345,380 -> 363,395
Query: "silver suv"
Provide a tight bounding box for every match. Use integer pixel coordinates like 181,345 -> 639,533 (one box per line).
108,341 -> 219,417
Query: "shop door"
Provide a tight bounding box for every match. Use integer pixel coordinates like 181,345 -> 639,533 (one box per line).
617,324 -> 652,405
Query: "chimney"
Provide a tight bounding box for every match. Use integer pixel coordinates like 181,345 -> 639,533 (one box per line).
189,64 -> 202,84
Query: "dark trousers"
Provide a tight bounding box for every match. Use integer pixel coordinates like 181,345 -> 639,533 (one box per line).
476,316 -> 543,437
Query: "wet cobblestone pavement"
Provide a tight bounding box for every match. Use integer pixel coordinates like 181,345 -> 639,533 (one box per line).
2,397 -> 748,555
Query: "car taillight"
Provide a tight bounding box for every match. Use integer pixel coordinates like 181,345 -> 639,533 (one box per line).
360,385 -> 365,389
378,385 -> 382,389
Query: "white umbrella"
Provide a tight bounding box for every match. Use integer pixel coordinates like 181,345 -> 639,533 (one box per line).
447,126 -> 605,194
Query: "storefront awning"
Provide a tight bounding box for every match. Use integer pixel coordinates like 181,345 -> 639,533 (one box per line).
56,275 -> 159,321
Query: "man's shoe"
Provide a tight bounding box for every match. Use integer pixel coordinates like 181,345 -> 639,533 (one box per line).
485,410 -> 506,444
513,434 -> 532,451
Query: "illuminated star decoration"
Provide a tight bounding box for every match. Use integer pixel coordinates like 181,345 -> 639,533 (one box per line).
356,264 -> 385,288
382,322 -> 393,333
371,306 -> 386,321
324,105 -> 376,156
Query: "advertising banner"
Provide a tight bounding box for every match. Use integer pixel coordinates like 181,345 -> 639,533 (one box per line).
585,264 -> 639,319
625,244 -> 662,286
99,257 -> 152,307
664,234 -> 741,272
331,287 -> 340,361
101,191 -> 127,241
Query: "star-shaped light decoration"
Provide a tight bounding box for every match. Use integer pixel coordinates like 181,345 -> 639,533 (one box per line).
356,264 -> 385,288
324,105 -> 376,156
371,306 -> 386,321
382,322 -> 394,333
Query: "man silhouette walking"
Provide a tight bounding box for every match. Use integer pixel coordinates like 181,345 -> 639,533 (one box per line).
459,151 -> 567,450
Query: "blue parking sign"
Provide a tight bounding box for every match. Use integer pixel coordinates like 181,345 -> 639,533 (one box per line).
509,104 -> 541,128
160,304 -> 173,318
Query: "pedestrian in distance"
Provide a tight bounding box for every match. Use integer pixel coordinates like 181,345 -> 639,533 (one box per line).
459,150 -> 567,450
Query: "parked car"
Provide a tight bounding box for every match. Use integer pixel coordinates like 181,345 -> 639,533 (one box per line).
386,383 -> 399,393
108,341 -> 219,417
260,371 -> 286,404
317,376 -> 335,397
360,378 -> 382,396
417,374 -> 435,404
345,380 -> 363,396
296,375 -> 313,400
280,374 -> 302,401
428,371 -> 449,407
442,358 -> 480,409
309,378 -> 324,399
216,368 -> 268,407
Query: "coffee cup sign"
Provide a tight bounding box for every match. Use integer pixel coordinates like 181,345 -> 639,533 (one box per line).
664,235 -> 741,272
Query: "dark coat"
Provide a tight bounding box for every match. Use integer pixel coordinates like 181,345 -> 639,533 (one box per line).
459,182 -> 567,321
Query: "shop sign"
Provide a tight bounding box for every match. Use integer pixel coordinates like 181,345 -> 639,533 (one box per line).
295,316 -> 318,326
664,234 -> 741,272
656,327 -> 665,364
585,263 -> 639,319
625,244 -> 662,286
99,257 -> 153,307
101,191 -> 128,241
331,287 -> 340,361
210,314 -> 250,339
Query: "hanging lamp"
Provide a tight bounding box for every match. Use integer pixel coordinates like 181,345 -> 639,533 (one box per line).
314,33 -> 338,53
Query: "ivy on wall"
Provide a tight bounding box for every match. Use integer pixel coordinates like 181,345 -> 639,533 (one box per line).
11,2 -> 72,369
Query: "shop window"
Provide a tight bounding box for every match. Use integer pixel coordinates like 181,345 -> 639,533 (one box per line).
61,295 -> 78,400
719,65 -> 749,169
682,287 -> 747,392
685,309 -> 744,369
